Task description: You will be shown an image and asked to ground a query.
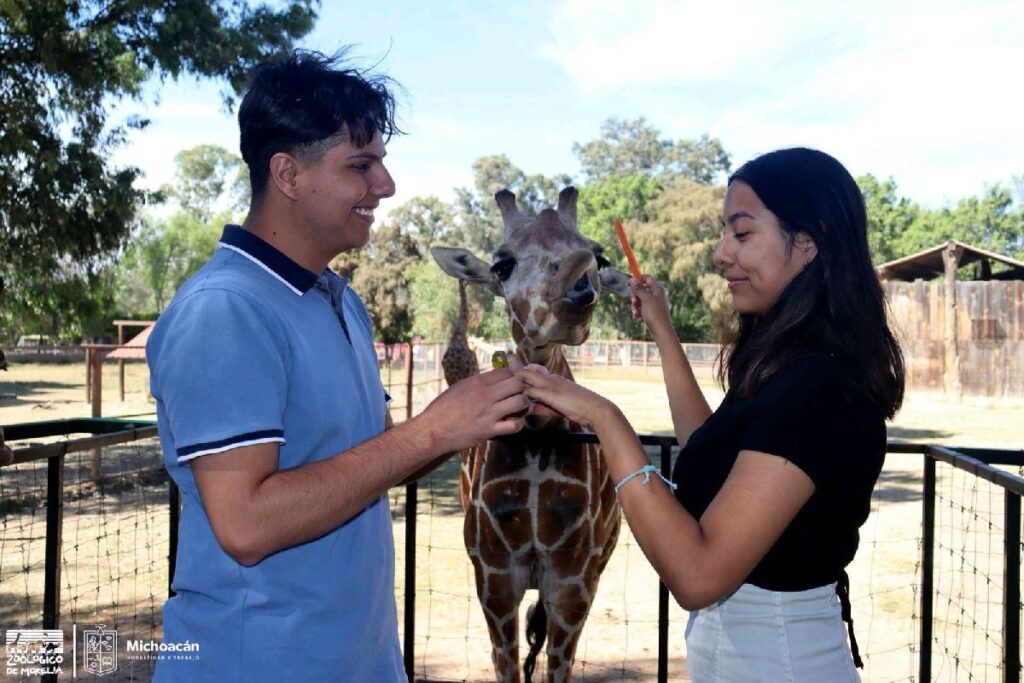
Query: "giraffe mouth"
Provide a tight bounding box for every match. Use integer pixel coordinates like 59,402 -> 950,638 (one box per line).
552,298 -> 597,326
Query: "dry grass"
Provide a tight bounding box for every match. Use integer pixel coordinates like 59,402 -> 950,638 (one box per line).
2,361 -> 1022,682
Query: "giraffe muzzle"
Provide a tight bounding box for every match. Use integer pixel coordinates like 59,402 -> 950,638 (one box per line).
564,273 -> 597,308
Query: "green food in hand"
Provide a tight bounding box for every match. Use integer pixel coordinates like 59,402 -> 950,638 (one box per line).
491,350 -> 509,369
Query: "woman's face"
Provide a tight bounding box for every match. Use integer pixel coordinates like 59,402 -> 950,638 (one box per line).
714,180 -> 817,316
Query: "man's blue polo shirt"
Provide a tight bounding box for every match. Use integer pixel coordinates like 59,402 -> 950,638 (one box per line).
147,225 -> 403,682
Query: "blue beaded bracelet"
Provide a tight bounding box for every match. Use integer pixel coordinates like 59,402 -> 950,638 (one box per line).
613,464 -> 678,494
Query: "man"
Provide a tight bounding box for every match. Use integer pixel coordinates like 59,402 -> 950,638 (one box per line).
146,50 -> 528,682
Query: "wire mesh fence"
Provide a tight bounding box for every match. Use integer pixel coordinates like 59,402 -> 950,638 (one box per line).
918,456 -> 1022,682
1,431 -> 169,682
391,446 -> 690,682
1,378 -> 1020,682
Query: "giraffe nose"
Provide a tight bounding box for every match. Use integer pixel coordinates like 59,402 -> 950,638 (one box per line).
566,273 -> 596,308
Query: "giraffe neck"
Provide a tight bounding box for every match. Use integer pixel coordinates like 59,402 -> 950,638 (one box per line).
517,343 -> 577,431
454,279 -> 469,341
516,343 -> 572,379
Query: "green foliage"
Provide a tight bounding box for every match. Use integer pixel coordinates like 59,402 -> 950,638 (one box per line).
449,154 -> 572,255
407,261 -> 458,342
857,175 -> 1024,268
166,145 -> 249,222
577,174 -> 662,246
406,261 -> 507,342
113,143 -> 250,315
633,180 -> 727,341
0,0 -> 315,337
573,117 -> 731,183
900,186 -> 1023,260
575,175 -> 662,338
1,265 -> 119,341
857,173 -> 919,264
119,212 -> 223,312
385,195 -> 456,256
333,219 -> 420,344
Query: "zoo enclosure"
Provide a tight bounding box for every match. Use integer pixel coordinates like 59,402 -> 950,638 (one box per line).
2,414 -> 1021,682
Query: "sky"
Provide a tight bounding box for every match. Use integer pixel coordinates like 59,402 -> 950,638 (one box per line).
111,0 -> 1024,216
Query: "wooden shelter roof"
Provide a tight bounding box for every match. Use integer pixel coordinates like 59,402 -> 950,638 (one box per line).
106,324 -> 153,360
876,240 -> 1024,282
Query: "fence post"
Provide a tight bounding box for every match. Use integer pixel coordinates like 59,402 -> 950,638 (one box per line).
657,441 -> 672,683
43,455 -> 65,683
920,454 -> 936,682
117,323 -> 125,402
404,339 -> 418,682
85,350 -> 91,402
404,480 -> 418,682
89,347 -> 103,481
169,480 -> 180,598
1003,491 -> 1021,683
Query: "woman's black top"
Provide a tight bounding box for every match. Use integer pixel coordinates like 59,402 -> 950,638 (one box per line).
672,352 -> 886,592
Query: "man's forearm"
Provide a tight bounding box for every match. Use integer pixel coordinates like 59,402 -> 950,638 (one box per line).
228,415 -> 441,564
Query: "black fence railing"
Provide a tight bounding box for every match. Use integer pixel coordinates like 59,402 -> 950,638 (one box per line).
399,435 -> 1022,683
2,421 -> 1021,682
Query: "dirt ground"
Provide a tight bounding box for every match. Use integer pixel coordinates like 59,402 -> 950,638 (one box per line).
1,361 -> 1022,682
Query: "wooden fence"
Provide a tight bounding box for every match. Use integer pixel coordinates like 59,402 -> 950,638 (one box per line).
884,280 -> 1024,397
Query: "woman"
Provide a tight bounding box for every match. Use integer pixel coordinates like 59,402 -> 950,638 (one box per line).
519,147 -> 904,682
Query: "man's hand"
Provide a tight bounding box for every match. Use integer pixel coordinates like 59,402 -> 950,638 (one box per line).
417,366 -> 529,453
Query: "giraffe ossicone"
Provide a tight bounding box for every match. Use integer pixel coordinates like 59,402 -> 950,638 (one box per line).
431,186 -> 631,682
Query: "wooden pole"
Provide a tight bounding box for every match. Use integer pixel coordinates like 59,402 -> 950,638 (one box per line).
405,340 -> 414,421
943,242 -> 963,400
89,347 -> 103,481
117,322 -> 125,402
85,349 -> 91,402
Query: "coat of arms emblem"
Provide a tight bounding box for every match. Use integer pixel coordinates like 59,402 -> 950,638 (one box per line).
84,625 -> 117,676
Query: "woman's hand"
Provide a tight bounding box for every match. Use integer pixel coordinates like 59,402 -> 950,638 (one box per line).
516,364 -> 609,429
630,275 -> 673,337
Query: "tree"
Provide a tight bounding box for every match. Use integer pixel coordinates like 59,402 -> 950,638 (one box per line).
120,212 -> 222,312
883,185 -> 1024,262
167,144 -> 249,222
857,174 -> 920,264
115,143 -> 253,315
0,0 -> 316,334
573,117 -> 731,184
575,175 -> 662,339
632,179 -> 727,341
385,195 -> 456,257
450,154 -> 572,255
333,219 -> 419,347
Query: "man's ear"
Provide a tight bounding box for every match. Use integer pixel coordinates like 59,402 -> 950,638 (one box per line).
430,246 -> 503,296
268,152 -> 301,201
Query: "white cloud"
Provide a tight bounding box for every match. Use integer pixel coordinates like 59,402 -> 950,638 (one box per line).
539,0 -> 1024,206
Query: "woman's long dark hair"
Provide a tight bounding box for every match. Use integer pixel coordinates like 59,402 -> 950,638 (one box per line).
717,148 -> 905,418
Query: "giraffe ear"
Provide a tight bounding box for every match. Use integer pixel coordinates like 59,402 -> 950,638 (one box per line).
430,246 -> 502,296
599,267 -> 632,297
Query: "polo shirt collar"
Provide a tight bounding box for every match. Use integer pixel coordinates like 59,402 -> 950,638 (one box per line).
218,224 -> 318,295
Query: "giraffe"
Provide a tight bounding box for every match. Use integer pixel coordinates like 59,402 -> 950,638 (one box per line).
441,278 -> 483,510
431,186 -> 631,683
442,279 -> 480,388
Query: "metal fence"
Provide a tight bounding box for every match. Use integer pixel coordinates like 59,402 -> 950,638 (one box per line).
2,421 -> 1020,682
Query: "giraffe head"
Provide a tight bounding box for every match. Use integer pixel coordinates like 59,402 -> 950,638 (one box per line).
432,186 -> 631,365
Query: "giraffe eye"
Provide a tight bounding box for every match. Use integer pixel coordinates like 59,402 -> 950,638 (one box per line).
490,258 -> 516,281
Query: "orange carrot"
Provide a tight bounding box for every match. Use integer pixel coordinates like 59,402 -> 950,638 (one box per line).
614,217 -> 642,280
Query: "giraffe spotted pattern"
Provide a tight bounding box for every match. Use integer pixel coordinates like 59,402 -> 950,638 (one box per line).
433,186 -> 632,682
